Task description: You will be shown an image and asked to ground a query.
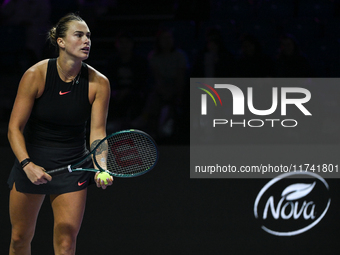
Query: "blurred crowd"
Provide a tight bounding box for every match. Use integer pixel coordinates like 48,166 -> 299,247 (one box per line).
0,0 -> 338,143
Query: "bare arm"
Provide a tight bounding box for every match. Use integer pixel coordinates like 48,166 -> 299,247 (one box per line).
88,67 -> 113,188
89,69 -> 110,151
8,62 -> 52,184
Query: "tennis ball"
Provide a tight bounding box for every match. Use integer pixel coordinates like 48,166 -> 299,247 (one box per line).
97,171 -> 111,185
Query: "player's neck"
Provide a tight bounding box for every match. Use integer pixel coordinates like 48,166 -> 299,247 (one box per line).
57,57 -> 82,78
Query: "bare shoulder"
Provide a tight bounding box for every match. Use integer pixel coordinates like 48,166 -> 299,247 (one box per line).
87,64 -> 109,86
20,59 -> 49,97
86,63 -> 110,104
24,59 -> 48,79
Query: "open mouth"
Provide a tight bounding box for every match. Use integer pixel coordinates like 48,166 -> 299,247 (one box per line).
81,47 -> 90,52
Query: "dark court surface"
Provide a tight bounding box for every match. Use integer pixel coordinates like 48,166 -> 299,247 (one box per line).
1,141 -> 340,254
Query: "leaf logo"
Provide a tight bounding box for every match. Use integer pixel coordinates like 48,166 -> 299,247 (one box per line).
254,172 -> 331,236
281,182 -> 316,201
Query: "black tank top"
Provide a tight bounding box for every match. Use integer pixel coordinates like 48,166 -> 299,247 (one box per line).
24,59 -> 91,147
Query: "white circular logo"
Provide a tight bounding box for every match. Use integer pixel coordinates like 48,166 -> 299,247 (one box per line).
254,172 -> 331,236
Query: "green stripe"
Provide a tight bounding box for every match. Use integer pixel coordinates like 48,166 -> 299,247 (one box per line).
198,87 -> 217,106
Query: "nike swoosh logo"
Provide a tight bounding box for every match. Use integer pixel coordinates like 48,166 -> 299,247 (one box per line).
59,91 -> 71,95
78,181 -> 87,186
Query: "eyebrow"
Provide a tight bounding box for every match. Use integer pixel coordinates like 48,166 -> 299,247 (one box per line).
74,31 -> 91,34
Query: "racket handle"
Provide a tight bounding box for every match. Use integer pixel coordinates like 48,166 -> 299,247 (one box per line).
46,165 -> 72,176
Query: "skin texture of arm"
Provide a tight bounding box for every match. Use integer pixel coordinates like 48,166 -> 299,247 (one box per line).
8,60 -> 52,184
87,65 -> 113,188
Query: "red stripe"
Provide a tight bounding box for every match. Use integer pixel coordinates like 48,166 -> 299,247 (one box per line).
203,83 -> 222,106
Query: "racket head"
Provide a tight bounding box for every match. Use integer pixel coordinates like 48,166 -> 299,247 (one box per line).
92,129 -> 159,177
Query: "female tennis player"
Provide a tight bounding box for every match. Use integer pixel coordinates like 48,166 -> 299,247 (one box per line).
7,13 -> 113,254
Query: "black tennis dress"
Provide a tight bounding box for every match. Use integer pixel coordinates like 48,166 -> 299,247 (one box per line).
8,58 -> 95,194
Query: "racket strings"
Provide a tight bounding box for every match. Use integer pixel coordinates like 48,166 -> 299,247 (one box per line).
105,133 -> 157,177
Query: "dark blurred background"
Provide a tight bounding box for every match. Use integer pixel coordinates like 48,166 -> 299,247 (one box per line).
1,0 -> 340,145
1,1 -> 340,254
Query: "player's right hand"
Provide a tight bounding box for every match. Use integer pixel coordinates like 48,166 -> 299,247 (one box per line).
23,162 -> 52,185
94,172 -> 113,190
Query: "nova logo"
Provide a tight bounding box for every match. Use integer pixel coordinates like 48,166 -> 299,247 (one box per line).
200,84 -> 311,116
254,172 -> 331,236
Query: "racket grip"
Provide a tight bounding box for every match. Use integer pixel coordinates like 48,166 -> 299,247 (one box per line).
46,165 -> 72,176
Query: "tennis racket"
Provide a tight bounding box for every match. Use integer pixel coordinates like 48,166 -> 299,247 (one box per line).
46,129 -> 158,178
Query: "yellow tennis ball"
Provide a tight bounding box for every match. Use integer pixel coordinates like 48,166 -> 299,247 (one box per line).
97,171 -> 111,185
